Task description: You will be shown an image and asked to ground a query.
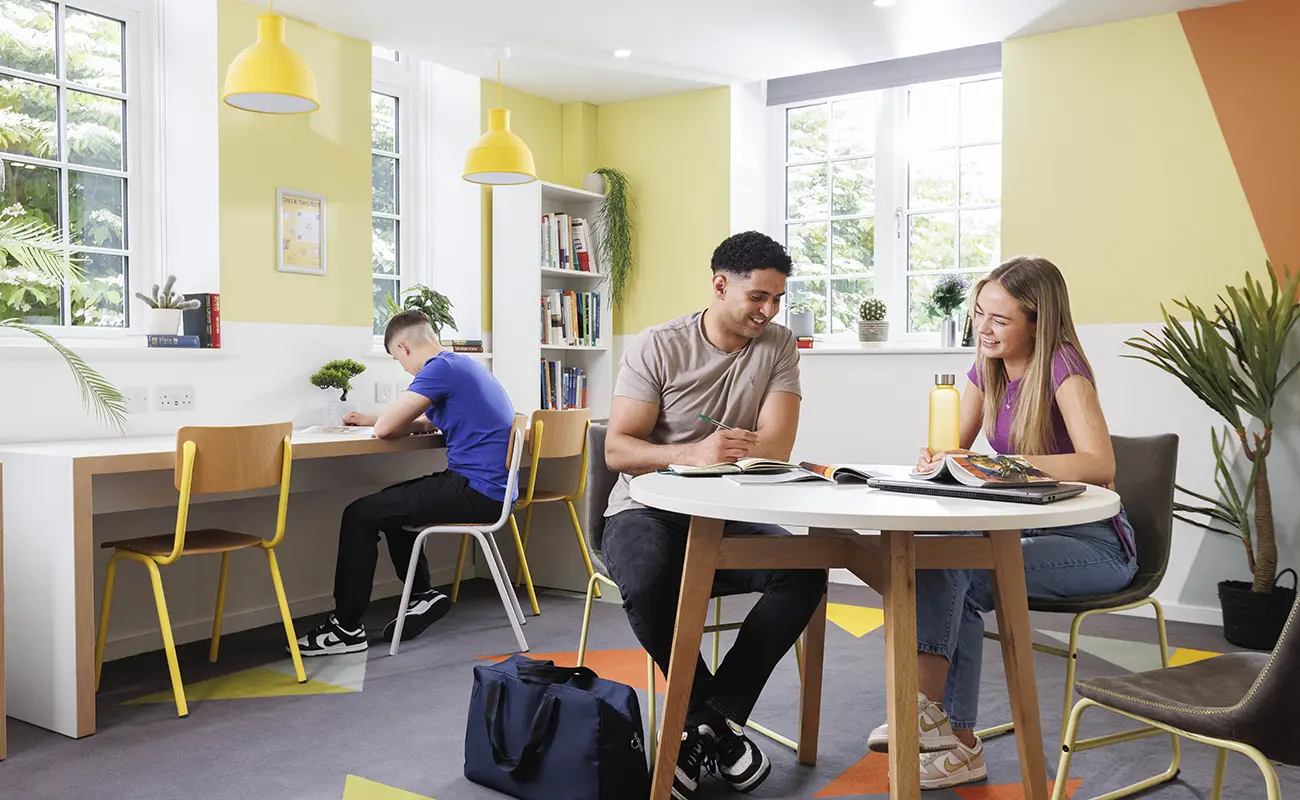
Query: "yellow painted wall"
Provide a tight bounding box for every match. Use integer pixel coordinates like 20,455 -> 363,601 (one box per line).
561,102 -> 599,189
597,87 -> 731,335
217,0 -> 371,326
1001,14 -> 1266,324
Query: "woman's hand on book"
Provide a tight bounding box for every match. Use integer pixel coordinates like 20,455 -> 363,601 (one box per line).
917,447 -> 976,472
691,428 -> 758,466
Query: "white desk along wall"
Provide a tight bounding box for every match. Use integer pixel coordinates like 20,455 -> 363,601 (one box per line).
0,429 -> 446,739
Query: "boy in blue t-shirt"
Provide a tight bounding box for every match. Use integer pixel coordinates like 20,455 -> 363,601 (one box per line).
296,310 -> 517,656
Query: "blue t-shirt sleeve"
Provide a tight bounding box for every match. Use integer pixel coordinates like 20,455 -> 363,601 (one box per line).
407,357 -> 451,405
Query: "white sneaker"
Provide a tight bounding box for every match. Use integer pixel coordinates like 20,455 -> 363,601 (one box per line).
867,692 -> 961,753
919,737 -> 986,790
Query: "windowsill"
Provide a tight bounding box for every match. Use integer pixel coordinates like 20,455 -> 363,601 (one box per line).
0,334 -> 229,360
366,345 -> 492,361
798,343 -> 975,355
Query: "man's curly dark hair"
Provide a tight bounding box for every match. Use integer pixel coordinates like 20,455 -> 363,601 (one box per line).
710,231 -> 793,277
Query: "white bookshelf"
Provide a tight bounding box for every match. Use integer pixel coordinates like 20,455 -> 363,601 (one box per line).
493,181 -> 613,419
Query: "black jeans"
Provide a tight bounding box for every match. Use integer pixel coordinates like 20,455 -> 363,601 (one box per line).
602,507 -> 828,725
334,470 -> 502,629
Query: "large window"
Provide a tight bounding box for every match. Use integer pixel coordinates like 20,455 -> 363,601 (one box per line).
778,74 -> 1002,337
0,0 -> 134,328
371,45 -> 408,335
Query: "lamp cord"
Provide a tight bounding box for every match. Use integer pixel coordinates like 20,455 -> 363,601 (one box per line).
497,59 -> 501,107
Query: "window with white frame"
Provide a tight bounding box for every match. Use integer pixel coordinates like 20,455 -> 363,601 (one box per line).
778,74 -> 1002,337
371,45 -> 409,335
0,0 -> 136,328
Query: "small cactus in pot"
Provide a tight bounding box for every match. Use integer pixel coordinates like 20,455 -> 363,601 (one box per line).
858,297 -> 889,344
135,275 -> 200,335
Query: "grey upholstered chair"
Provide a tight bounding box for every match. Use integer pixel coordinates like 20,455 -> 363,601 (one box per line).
1053,593 -> 1299,800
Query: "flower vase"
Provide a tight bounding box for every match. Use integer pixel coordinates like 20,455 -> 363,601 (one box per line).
940,314 -> 960,348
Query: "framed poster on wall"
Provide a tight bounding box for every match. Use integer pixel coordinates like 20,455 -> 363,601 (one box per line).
277,188 -> 326,275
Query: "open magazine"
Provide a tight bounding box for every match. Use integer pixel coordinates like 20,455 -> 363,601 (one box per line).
912,453 -> 1058,487
722,461 -> 884,485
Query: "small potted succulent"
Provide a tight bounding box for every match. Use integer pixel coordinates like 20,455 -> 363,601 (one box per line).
930,274 -> 971,347
135,275 -> 200,335
786,301 -> 814,338
310,358 -> 367,426
858,297 -> 888,345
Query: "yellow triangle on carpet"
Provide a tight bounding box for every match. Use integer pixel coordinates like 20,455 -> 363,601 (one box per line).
343,775 -> 434,800
1169,647 -> 1221,667
826,603 -> 885,638
124,667 -> 354,705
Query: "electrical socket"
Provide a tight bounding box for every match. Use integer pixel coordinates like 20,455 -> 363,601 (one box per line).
123,385 -> 149,415
155,385 -> 195,412
375,382 -> 395,403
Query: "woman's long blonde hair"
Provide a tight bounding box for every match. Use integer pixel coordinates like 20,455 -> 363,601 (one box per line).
971,256 -> 1091,455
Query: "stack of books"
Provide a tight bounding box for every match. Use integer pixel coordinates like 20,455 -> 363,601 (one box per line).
796,336 -> 814,350
541,213 -> 599,273
149,293 -> 221,348
541,359 -> 587,410
442,339 -> 484,353
540,289 -> 602,347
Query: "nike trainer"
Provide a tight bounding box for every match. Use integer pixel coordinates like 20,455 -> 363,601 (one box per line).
867,692 -> 961,753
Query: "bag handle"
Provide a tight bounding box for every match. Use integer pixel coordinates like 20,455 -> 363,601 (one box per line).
1277,568 -> 1297,592
483,680 -> 558,773
515,658 -> 599,689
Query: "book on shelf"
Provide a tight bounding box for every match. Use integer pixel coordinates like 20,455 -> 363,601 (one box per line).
180,292 -> 221,347
540,213 -> 599,274
796,336 -> 814,350
442,339 -> 485,353
911,453 -> 1059,487
147,334 -> 200,348
540,358 -> 587,410
540,289 -> 602,347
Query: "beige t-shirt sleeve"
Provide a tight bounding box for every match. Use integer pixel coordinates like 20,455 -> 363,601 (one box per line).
767,330 -> 803,398
614,329 -> 663,404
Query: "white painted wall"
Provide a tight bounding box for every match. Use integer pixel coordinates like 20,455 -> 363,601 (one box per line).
729,82 -> 769,235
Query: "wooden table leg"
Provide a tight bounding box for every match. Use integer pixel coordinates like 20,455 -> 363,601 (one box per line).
989,530 -> 1049,800
797,591 -> 827,766
882,531 -> 919,800
649,515 -> 723,800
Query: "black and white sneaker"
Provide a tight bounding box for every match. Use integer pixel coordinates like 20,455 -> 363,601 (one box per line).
382,589 -> 450,642
294,614 -> 367,657
672,724 -> 716,800
715,719 -> 772,793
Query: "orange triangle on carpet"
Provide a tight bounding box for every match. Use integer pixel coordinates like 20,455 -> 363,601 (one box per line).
813,752 -> 891,797
480,649 -> 666,692
953,778 -> 1083,799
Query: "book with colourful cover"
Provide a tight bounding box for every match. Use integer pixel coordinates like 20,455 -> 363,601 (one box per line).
911,453 -> 1059,487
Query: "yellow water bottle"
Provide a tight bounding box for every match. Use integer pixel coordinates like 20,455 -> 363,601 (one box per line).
929,373 -> 961,455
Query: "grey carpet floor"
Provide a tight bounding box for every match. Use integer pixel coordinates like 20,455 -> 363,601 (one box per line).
2,581 -> 1295,800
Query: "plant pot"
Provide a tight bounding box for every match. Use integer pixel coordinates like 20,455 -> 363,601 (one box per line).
145,307 -> 182,336
325,398 -> 354,427
858,320 -> 888,344
788,310 -> 814,339
940,314 -> 960,347
583,172 -> 606,194
1218,568 -> 1297,650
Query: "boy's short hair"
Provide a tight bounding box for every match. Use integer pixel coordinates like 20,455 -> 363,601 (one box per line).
383,310 -> 434,353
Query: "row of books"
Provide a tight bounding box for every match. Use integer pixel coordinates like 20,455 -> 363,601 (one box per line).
541,359 -> 587,410
540,289 -> 602,347
148,293 -> 222,348
442,339 -> 484,353
541,213 -> 599,273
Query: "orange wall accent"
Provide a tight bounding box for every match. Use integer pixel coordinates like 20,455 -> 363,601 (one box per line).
1180,0 -> 1300,280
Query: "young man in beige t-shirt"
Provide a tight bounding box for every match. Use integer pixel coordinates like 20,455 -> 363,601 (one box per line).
604,231 -> 828,799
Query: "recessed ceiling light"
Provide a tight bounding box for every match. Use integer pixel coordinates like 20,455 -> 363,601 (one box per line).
873,0 -> 898,6
613,49 -> 632,58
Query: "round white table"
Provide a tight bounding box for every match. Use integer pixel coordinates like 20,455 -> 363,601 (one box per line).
629,469 -> 1121,800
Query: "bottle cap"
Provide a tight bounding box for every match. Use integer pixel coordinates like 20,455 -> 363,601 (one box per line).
935,373 -> 955,386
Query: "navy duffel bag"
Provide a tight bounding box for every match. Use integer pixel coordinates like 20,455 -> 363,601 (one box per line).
465,655 -> 650,800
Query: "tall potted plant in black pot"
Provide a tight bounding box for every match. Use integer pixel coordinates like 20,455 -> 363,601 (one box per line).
1125,266 -> 1300,649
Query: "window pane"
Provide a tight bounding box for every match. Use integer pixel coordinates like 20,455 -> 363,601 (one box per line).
831,277 -> 873,334
786,222 -> 828,277
908,212 -> 957,272
831,217 -> 873,275
786,104 -> 827,162
372,216 -> 397,275
959,145 -> 1000,206
372,276 -> 398,334
5,160 -> 58,226
960,78 -> 1002,144
831,157 -> 873,216
909,149 -> 957,209
908,272 -> 949,333
372,154 -> 397,213
371,92 -> 397,153
0,259 -> 59,323
69,170 -> 124,249
0,75 -> 57,159
960,209 -> 1000,271
67,89 -> 123,169
0,0 -> 56,77
907,82 -> 958,150
787,278 -> 828,335
832,95 -> 878,156
64,8 -> 123,93
71,251 -> 124,326
786,163 -> 827,220
372,45 -> 398,61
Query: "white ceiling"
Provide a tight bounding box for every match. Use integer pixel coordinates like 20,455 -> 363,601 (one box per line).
276,0 -> 1243,105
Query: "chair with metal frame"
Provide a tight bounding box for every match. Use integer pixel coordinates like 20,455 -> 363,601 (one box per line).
93,423 -> 307,718
1053,592 -> 1300,800
977,433 -> 1181,796
574,423 -> 822,764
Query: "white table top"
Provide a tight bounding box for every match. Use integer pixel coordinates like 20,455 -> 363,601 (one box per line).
628,466 -> 1121,532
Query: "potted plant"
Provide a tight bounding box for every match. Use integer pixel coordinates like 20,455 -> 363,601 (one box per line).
858,297 -> 888,345
930,274 -> 970,347
135,275 -> 200,335
1125,266 -> 1300,649
585,167 -> 635,307
310,358 -> 367,426
786,301 -> 814,338
385,284 -> 457,337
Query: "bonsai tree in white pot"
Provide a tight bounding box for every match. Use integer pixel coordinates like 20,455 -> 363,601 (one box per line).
135,275 -> 200,336
310,358 -> 367,426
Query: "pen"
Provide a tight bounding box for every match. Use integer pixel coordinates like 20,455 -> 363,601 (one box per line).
698,413 -> 734,431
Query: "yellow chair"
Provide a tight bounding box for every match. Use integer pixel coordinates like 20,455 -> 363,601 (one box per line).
93,423 -> 307,718
450,409 -> 600,616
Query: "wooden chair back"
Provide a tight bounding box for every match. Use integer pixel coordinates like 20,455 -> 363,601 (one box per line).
506,414 -> 529,468
175,423 -> 293,494
529,409 -> 592,459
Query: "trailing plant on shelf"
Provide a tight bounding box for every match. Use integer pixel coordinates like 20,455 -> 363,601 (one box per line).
592,167 -> 635,307
858,296 -> 888,343
310,359 -> 367,402
0,213 -> 127,431
385,285 -> 457,337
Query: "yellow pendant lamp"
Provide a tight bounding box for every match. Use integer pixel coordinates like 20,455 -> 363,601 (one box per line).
464,57 -> 537,185
222,0 -> 319,114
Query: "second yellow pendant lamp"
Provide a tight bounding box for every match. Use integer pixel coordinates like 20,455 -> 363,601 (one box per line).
464,56 -> 537,185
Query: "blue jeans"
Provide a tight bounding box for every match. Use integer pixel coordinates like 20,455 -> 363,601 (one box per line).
916,513 -> 1138,730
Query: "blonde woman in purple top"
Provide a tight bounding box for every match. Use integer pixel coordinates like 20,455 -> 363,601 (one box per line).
867,256 -> 1138,790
